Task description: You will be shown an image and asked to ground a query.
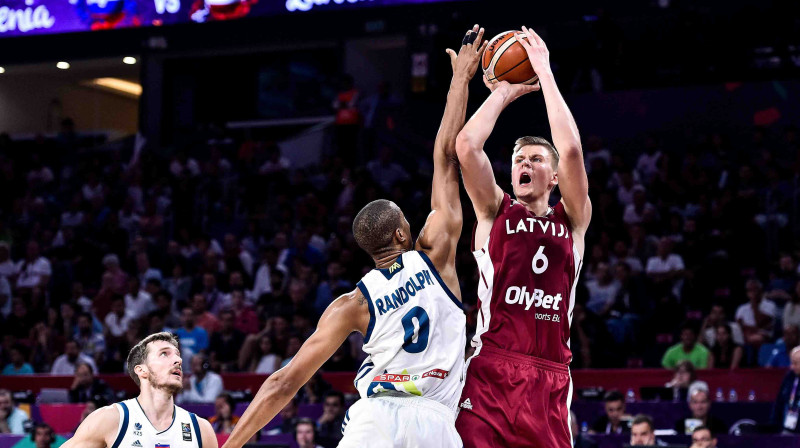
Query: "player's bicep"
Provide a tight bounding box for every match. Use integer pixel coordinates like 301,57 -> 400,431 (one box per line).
455,137 -> 503,219
61,406 -> 118,448
198,417 -> 219,448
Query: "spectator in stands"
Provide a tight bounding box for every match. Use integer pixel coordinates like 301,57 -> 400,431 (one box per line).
295,418 -> 323,448
201,273 -> 228,314
280,335 -> 302,369
124,277 -> 155,321
11,422 -> 66,448
666,361 -> 708,402
177,354 -> 223,404
68,362 -> 114,404
73,313 -> 105,366
710,323 -> 743,369
571,410 -> 598,448
104,295 -> 131,339
0,242 -> 17,282
229,290 -> 259,335
700,304 -> 744,348
689,425 -> 717,448
314,261 -> 352,317
675,389 -> 727,435
51,340 -> 97,375
589,390 -> 630,435
265,397 -> 300,435
662,324 -> 710,369
209,393 -> 239,434
164,262 -> 192,309
772,346 -> 800,434
209,310 -> 245,372
622,186 -> 657,225
765,254 -> 798,304
585,262 -> 620,316
191,293 -> 221,335
629,414 -> 665,446
316,391 -> 345,447
152,290 -> 181,329
2,345 -> 34,375
646,237 -> 685,298
737,278 -> 777,347
0,389 -> 29,434
15,241 -> 51,292
77,399 -> 99,426
240,334 -> 280,374
784,281 -> 800,330
175,306 -> 209,366
0,275 -> 11,321
763,324 -> 800,367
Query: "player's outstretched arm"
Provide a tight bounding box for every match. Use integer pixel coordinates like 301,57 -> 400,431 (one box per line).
221,289 -> 369,448
417,24 -> 486,289
61,406 -> 119,448
517,26 -> 591,241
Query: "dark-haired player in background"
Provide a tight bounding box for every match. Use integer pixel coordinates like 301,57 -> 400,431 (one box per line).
454,26 -> 591,447
221,25 -> 487,448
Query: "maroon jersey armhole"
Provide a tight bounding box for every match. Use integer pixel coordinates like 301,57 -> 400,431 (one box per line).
470,193 -> 513,252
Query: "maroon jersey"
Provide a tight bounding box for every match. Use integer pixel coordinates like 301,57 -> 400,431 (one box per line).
471,193 -> 582,364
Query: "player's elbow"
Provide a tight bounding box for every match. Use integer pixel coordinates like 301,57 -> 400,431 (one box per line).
455,132 -> 481,160
558,143 -> 583,161
266,371 -> 300,400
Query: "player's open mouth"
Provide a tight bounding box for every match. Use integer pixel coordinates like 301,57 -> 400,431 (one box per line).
520,173 -> 532,186
171,369 -> 182,378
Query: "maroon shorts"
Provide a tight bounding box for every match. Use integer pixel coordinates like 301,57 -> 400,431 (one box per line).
455,345 -> 572,448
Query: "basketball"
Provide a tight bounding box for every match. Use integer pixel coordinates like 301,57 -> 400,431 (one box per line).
482,30 -> 538,85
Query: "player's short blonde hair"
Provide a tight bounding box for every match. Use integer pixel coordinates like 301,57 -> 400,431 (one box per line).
512,136 -> 559,170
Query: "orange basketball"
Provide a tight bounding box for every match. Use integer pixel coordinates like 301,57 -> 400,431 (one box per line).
481,30 -> 538,85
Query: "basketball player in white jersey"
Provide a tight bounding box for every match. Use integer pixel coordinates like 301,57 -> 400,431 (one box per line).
221,25 -> 488,448
62,332 -> 218,448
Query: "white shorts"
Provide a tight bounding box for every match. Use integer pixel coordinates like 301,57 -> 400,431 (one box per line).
338,393 -> 462,448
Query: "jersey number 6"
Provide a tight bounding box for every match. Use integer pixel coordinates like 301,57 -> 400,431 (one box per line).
532,245 -> 549,274
401,306 -> 430,353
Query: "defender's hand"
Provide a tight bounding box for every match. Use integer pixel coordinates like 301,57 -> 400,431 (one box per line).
446,24 -> 488,81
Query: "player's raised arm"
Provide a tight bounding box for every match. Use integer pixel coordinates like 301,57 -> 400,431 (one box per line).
61,406 -> 119,448
517,26 -> 591,238
221,289 -> 369,448
416,24 -> 485,279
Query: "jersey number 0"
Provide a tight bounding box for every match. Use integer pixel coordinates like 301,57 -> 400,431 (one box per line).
401,306 -> 430,353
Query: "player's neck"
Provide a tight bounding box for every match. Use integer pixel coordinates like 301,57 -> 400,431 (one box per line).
517,195 -> 551,217
373,248 -> 406,269
137,387 -> 176,428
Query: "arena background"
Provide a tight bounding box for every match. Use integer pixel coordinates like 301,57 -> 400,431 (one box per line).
1,0 -> 799,446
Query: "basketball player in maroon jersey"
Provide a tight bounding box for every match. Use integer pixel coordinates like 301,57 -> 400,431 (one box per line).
453,26 -> 591,447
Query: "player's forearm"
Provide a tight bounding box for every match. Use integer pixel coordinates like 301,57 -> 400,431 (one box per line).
223,376 -> 296,448
435,75 -> 471,160
538,71 -> 582,155
457,88 -> 510,154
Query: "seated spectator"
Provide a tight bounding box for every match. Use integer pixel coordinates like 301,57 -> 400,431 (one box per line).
201,273 -> 228,314
208,393 -> 239,434
700,304 -> 744,348
589,390 -> 630,435
675,389 -> 727,435
764,324 -> 800,367
771,347 -> 800,435
629,414 -> 665,446
265,397 -> 300,435
314,261 -> 352,317
191,294 -> 221,335
104,295 -> 132,339
280,335 -> 303,369
73,313 -> 105,366
736,278 -> 777,347
295,418 -> 324,448
571,410 -> 598,448
689,425 -> 717,448
152,291 -> 181,329
209,310 -> 245,372
662,324 -> 710,369
2,345 -> 34,375
710,323 -> 743,369
177,354 -> 223,404
230,290 -> 259,335
666,361 -> 709,402
11,423 -> 67,448
250,335 -> 281,374
174,306 -> 210,367
124,277 -> 155,321
784,280 -> 800,329
316,391 -> 345,447
68,362 -> 114,404
645,237 -> 685,298
51,340 -> 97,375
15,241 -> 51,292
585,262 -> 620,315
0,389 -> 30,434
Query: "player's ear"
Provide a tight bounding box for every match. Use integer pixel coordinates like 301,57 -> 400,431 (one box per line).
395,227 -> 407,243
134,364 -> 147,379
551,171 -> 558,187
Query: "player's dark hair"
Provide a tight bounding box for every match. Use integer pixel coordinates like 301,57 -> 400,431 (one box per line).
631,414 -> 654,432
353,199 -> 405,257
127,332 -> 180,387
603,390 -> 624,403
692,425 -> 711,435
324,390 -> 345,406
513,136 -> 560,170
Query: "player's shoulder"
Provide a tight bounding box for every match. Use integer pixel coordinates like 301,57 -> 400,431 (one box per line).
83,404 -> 121,430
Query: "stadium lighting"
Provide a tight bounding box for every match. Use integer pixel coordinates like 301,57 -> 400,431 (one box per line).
56,61 -> 70,70
123,57 -> 137,65
86,78 -> 143,98
0,67 -> 5,74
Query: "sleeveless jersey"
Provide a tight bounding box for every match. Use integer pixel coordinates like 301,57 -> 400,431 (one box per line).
471,194 -> 582,364
354,251 -> 466,413
110,398 -> 203,448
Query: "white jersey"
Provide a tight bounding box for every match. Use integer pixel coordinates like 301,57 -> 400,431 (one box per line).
110,398 -> 203,448
354,251 -> 466,413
